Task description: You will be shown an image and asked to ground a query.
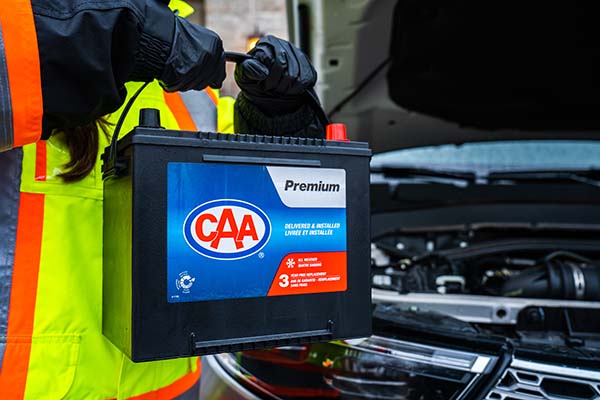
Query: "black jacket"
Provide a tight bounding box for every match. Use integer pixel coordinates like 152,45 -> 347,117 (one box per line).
32,0 -> 175,137
32,0 -> 324,139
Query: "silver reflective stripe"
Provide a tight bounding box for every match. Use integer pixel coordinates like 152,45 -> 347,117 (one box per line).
0,148 -> 23,365
179,90 -> 218,132
0,23 -> 14,151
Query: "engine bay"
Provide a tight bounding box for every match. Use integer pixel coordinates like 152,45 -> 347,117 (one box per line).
371,226 -> 600,357
371,226 -> 600,300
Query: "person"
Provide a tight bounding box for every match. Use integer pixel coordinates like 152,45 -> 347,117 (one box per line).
1,0 -> 225,152
0,0 -> 324,398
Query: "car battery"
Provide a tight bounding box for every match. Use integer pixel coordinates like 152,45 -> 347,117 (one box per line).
101,111 -> 372,362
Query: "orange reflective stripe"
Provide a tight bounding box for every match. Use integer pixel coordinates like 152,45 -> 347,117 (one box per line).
0,192 -> 45,399
0,1 -> 43,147
163,91 -> 197,131
34,141 -> 46,181
127,359 -> 201,400
205,87 -> 218,106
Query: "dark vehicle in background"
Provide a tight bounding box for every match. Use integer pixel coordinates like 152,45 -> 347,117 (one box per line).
200,1 -> 600,399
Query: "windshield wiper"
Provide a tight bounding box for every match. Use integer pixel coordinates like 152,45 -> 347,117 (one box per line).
487,169 -> 600,187
371,166 -> 477,183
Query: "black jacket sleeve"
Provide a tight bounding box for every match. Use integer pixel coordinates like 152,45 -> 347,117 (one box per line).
31,0 -> 175,137
234,93 -> 326,139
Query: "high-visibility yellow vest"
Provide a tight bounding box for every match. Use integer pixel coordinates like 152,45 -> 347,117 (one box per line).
0,80 -> 234,399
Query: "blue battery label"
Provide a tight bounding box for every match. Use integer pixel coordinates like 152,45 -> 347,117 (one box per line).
167,163 -> 347,302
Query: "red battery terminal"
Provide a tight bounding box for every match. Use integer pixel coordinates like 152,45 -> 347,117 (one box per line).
326,124 -> 349,142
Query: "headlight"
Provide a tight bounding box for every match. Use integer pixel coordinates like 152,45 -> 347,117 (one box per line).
215,336 -> 495,399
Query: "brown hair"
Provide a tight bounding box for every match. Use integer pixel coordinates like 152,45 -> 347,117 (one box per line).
58,118 -> 112,182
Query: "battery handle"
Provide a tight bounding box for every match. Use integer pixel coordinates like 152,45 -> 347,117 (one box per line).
103,81 -> 152,179
190,321 -> 334,356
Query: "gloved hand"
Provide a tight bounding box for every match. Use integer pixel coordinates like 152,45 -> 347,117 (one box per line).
159,17 -> 226,92
235,35 -> 317,116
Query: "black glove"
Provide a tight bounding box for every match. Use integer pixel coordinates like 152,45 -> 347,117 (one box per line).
32,0 -> 226,135
235,35 -> 317,116
159,17 -> 226,92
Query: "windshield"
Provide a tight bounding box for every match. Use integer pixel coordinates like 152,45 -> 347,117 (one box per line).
371,140 -> 600,175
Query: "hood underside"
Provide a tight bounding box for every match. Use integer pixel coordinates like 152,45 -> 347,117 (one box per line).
292,0 -> 600,153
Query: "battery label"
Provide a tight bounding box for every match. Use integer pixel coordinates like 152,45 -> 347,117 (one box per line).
167,163 -> 347,302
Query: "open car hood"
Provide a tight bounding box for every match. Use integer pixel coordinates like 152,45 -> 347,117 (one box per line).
287,0 -> 600,153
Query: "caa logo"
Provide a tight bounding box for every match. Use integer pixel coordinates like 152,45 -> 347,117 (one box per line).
183,199 -> 271,260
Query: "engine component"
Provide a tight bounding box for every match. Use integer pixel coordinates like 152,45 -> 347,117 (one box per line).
501,254 -> 600,300
436,275 -> 466,294
371,229 -> 600,301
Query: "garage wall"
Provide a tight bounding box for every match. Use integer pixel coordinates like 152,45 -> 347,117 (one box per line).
187,0 -> 288,97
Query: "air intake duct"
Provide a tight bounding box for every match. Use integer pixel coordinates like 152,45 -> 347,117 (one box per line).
501,257 -> 600,300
